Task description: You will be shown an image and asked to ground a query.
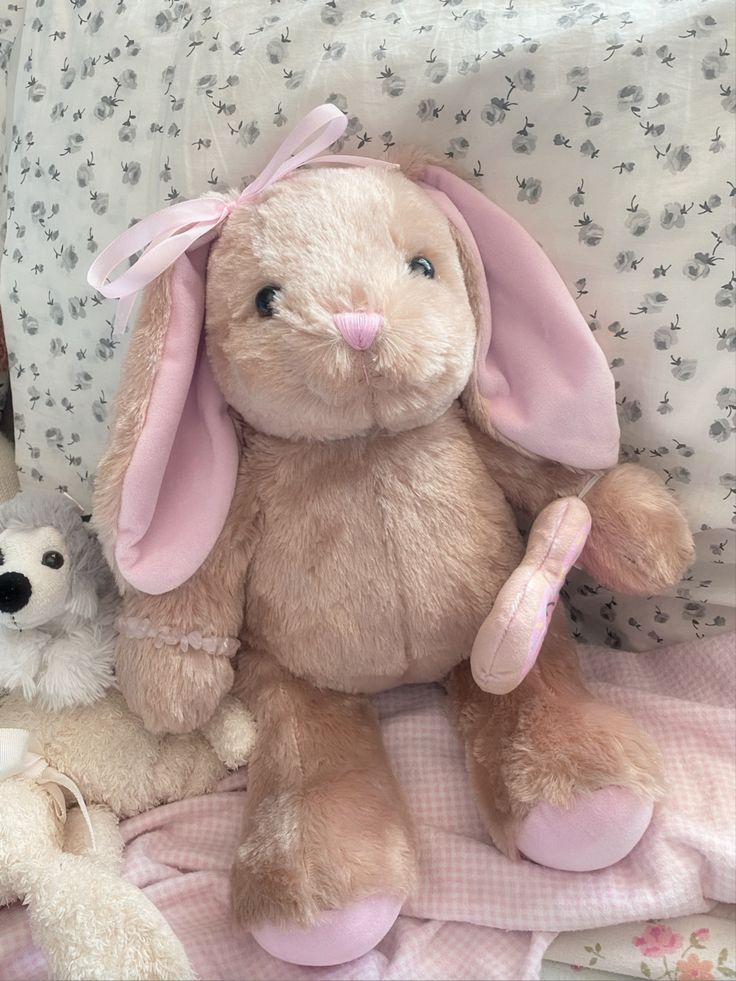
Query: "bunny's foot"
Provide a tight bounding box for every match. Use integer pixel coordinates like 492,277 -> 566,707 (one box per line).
447,612 -> 663,870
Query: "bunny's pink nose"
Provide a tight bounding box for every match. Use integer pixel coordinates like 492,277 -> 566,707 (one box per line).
333,312 -> 383,351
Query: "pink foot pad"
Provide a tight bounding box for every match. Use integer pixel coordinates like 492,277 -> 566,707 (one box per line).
516,786 -> 654,872
251,895 -> 403,966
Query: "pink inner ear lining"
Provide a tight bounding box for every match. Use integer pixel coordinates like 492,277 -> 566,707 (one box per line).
114,246 -> 239,595
415,165 -> 621,471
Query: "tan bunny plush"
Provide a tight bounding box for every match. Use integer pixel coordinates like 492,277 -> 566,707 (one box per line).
89,106 -> 694,966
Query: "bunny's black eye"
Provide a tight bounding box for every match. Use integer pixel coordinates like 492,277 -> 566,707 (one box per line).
408,256 -> 435,279
42,551 -> 64,570
255,286 -> 280,317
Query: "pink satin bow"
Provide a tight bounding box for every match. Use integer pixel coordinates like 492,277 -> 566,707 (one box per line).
87,103 -> 396,334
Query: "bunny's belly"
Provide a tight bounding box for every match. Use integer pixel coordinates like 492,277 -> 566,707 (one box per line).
244,407 -> 524,694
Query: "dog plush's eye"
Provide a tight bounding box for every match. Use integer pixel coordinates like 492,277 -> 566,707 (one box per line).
255,286 -> 280,317
0,549 -> 3,566
42,551 -> 64,570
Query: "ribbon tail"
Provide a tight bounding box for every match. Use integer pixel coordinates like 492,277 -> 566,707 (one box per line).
113,293 -> 136,336
42,767 -> 97,852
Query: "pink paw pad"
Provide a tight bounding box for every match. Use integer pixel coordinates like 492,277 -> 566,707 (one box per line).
516,786 -> 654,872
251,895 -> 403,966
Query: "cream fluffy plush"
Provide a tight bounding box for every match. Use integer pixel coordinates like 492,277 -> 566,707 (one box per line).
0,491 -> 256,980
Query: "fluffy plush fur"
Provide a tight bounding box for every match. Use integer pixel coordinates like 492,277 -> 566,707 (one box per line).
93,165 -> 694,942
0,491 -> 256,979
0,492 -> 117,708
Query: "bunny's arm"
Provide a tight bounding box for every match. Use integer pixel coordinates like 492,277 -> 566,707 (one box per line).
115,466 -> 260,735
469,430 -> 694,596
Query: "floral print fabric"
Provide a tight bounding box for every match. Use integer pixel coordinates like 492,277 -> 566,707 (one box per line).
0,0 -> 733,648
544,910 -> 736,981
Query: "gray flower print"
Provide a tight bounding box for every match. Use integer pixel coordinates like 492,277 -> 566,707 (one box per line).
654,322 -> 679,350
702,51 -> 728,79
567,66 -> 589,88
121,161 -> 141,185
617,84 -> 644,109
665,466 -> 691,485
664,144 -> 693,173
671,356 -> 697,381
466,10 -> 488,31
322,42 -> 347,62
615,250 -> 641,272
59,245 -> 78,272
513,133 -> 536,153
446,137 -> 470,159
636,291 -> 668,313
569,180 -> 585,206
425,53 -> 449,85
512,118 -> 536,154
719,473 -> 736,496
577,214 -> 604,245
417,99 -> 442,121
661,202 -> 687,229
516,177 -> 542,203
626,208 -> 651,236
325,92 -> 348,112
682,601 -> 706,621
481,99 -> 508,126
716,387 -> 736,412
580,139 -> 599,158
514,67 -> 535,91
90,192 -> 109,215
710,418 -> 734,442
321,5 -> 343,26
618,397 -> 642,424
380,70 -> 405,98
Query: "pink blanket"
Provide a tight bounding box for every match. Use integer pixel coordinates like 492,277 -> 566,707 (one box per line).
2,634 -> 734,981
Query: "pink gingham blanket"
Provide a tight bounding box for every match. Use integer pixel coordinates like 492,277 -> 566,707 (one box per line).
2,633 -> 734,981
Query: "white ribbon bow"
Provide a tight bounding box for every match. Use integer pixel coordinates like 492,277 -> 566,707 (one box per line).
0,728 -> 96,850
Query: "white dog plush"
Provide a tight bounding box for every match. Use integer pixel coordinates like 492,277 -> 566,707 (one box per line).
0,491 -> 256,980
0,491 -> 117,708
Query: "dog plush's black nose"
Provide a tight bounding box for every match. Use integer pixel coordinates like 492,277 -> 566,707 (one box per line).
0,572 -> 32,613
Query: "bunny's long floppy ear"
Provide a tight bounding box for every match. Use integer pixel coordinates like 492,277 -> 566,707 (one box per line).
92,243 -> 239,596
417,166 -> 620,470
